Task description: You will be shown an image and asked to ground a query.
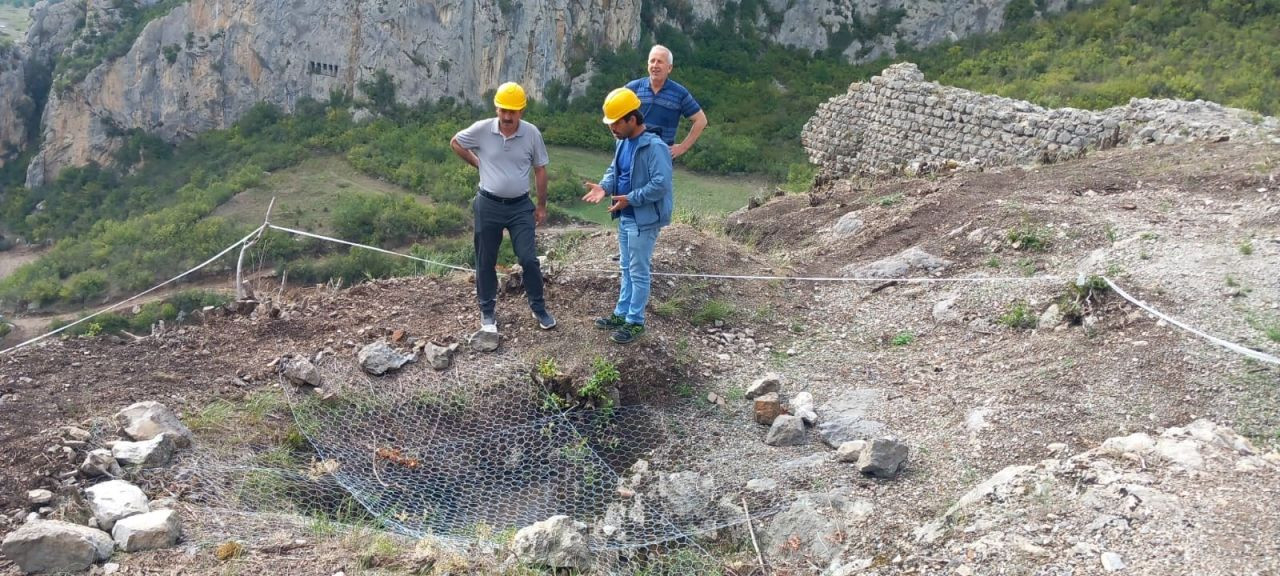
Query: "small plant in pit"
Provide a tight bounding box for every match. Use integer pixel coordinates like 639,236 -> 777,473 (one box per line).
1056,274 -> 1110,324
535,356 -> 559,379
1007,222 -> 1051,252
890,330 -> 916,346
579,356 -> 620,409
998,300 -> 1038,329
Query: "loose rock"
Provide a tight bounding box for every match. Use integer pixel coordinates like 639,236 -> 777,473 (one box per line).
0,519 -> 113,574
114,401 -> 194,448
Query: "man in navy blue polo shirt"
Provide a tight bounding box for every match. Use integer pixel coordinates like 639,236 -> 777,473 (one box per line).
624,45 -> 708,159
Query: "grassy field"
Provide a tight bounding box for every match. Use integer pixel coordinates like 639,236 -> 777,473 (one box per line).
0,6 -> 31,42
548,145 -> 768,227
212,156 -> 429,234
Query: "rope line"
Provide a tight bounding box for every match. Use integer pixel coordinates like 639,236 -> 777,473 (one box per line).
0,225 -> 266,356
583,268 -> 1067,283
267,224 -> 474,273
5,223 -> 1277,370
1102,276 -> 1280,366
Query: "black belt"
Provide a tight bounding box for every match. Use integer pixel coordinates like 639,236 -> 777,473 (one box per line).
478,189 -> 529,204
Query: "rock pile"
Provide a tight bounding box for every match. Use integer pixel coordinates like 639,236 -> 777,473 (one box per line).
0,401 -> 190,573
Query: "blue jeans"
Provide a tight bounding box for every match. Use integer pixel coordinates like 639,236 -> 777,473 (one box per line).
615,217 -> 660,325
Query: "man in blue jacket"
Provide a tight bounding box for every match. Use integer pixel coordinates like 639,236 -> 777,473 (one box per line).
583,88 -> 674,344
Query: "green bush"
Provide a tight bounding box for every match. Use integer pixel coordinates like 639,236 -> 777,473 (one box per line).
998,300 -> 1038,329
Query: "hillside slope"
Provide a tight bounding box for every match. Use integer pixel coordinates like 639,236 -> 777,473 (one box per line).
0,139 -> 1276,574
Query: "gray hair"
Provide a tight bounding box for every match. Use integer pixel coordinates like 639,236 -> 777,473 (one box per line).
649,45 -> 673,66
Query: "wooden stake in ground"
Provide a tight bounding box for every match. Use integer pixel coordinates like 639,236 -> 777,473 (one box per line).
742,497 -> 769,575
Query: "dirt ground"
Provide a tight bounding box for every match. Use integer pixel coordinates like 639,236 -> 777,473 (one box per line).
1,141 -> 1278,574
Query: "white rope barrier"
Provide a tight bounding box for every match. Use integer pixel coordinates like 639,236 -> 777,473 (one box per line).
4,220 -> 1277,371
1102,276 -> 1280,366
0,224 -> 266,356
267,224 -> 475,273
582,268 -> 1067,283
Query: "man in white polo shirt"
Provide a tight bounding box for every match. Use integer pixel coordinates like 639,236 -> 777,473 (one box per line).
450,82 -> 555,335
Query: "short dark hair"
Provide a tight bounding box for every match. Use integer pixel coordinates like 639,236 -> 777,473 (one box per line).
624,110 -> 644,125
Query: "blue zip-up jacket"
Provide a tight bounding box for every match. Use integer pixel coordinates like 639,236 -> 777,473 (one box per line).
599,131 -> 673,231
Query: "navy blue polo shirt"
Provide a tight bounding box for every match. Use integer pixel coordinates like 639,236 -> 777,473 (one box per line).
625,77 -> 701,146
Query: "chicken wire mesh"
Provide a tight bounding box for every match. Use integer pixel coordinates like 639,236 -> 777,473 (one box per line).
185,347 -> 793,572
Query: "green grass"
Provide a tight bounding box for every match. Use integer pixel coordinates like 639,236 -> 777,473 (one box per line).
211,156 -> 428,235
0,6 -> 32,41
547,146 -> 766,227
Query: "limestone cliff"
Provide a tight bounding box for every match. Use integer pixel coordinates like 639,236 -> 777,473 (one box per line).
755,0 -> 1093,62
0,0 -> 82,171
25,0 -> 642,186
0,44 -> 27,164
18,0 -> 1096,185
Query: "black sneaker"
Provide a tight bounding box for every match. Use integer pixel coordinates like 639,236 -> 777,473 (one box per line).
594,313 -> 626,330
532,309 -> 557,330
610,323 -> 645,344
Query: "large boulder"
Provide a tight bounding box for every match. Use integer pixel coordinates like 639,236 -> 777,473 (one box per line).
512,515 -> 591,570
84,480 -> 149,531
0,520 -> 113,574
112,509 -> 181,552
112,434 -> 175,468
765,414 -> 807,447
282,356 -> 323,386
857,437 -> 910,478
816,417 -> 887,448
114,401 -> 193,448
761,489 -> 874,567
358,341 -> 413,375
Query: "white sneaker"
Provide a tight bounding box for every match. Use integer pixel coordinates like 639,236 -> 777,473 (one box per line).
481,311 -> 497,333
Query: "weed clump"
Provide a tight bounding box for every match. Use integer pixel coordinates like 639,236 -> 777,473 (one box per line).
1057,275 -> 1111,324
1007,224 -> 1051,252
999,300 -> 1038,329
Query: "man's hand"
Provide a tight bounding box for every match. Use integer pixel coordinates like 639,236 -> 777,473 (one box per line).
670,142 -> 688,158
582,182 -> 607,204
535,204 -> 547,225
608,195 -> 630,213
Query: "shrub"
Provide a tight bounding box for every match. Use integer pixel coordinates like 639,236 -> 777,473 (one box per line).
1007,224 -> 1050,252
998,300 -> 1037,329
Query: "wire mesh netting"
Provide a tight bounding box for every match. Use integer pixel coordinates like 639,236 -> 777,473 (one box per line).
186,347 -> 794,572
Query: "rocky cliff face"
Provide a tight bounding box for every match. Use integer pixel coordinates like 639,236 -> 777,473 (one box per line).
25,0 -> 643,186
17,0 -> 1096,185
757,0 -> 1092,61
0,0 -> 83,172
0,45 -> 27,164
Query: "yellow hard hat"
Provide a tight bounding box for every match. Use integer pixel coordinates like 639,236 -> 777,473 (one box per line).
602,87 -> 641,124
493,82 -> 527,111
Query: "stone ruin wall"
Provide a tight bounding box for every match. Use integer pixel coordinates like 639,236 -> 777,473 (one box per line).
803,62 -> 1280,180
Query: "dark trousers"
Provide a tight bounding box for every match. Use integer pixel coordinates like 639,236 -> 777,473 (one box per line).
473,193 -> 545,315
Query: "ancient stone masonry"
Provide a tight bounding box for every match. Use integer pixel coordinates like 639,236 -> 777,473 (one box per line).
802,62 -> 1280,180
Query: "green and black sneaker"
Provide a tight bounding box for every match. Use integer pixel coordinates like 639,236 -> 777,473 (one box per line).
610,323 -> 645,344
594,313 -> 626,330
